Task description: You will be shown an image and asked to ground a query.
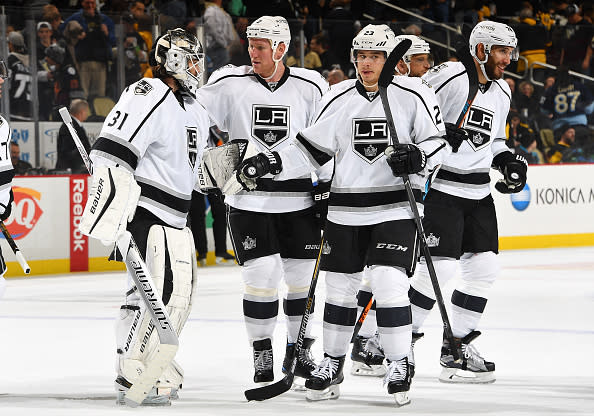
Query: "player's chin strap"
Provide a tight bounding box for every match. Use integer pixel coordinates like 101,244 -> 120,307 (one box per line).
475,46 -> 492,82
259,45 -> 285,81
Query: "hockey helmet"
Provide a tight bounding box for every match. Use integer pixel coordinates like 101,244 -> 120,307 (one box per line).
394,34 -> 432,75
246,16 -> 291,59
351,24 -> 398,63
153,28 -> 205,95
469,21 -> 518,64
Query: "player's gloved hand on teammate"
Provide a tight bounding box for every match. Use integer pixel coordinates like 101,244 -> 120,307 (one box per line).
385,143 -> 426,176
444,123 -> 468,153
236,150 -> 283,191
312,181 -> 331,227
0,189 -> 14,222
493,152 -> 528,194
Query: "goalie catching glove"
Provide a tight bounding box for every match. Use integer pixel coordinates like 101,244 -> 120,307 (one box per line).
79,166 -> 141,243
235,150 -> 283,191
492,152 -> 528,194
385,143 -> 426,176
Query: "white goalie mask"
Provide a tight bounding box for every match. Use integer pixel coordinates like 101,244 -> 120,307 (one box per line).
394,35 -> 432,76
351,24 -> 397,86
154,28 -> 205,96
469,21 -> 518,81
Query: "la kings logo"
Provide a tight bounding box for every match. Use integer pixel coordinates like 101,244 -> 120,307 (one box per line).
252,105 -> 290,149
463,105 -> 494,151
134,79 -> 153,96
352,118 -> 389,163
187,127 -> 198,168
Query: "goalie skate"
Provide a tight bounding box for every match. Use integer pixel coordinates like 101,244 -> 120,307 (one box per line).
115,376 -> 172,406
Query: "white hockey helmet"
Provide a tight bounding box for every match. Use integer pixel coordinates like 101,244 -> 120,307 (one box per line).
469,21 -> 518,63
154,28 -> 205,95
246,16 -> 291,59
394,34 -> 432,76
351,24 -> 398,63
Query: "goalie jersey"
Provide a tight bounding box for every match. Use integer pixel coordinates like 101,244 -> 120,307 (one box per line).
90,78 -> 210,229
0,115 -> 14,210
195,65 -> 329,213
423,61 -> 512,200
277,76 -> 448,226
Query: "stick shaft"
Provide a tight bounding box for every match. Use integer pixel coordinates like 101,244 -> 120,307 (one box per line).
0,222 -> 31,274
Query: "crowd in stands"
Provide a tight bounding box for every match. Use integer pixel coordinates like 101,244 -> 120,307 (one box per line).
2,0 -> 594,169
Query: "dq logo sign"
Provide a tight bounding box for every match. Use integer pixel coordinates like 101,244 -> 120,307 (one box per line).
3,187 -> 44,239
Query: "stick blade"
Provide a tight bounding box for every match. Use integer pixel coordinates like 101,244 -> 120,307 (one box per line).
244,376 -> 293,401
378,38 -> 412,88
58,106 -> 72,123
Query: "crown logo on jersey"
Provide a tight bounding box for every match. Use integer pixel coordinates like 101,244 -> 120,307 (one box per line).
264,131 -> 277,143
242,236 -> 256,250
322,241 -> 332,255
364,144 -> 378,157
472,132 -> 483,144
134,79 -> 153,96
426,233 -> 440,247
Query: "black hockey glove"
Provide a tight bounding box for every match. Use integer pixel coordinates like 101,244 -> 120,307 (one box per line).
444,123 -> 468,153
0,189 -> 14,222
312,181 -> 331,227
236,150 -> 283,191
492,152 -> 528,194
385,144 -> 426,176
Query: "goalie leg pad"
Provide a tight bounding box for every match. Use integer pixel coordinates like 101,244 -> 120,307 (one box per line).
116,225 -> 196,388
79,165 -> 141,243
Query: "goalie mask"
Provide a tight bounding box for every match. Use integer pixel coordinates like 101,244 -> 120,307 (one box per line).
469,21 -> 518,81
246,16 -> 291,80
154,28 -> 205,95
351,24 -> 397,87
394,35 -> 432,76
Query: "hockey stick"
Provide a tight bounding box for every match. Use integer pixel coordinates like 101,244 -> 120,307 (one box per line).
378,42 -> 460,362
454,24 -> 479,129
0,221 -> 31,274
350,296 -> 373,343
58,106 -> 179,406
244,236 -> 325,401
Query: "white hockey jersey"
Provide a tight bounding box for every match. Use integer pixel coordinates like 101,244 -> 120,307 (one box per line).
195,65 -> 329,213
277,77 -> 448,226
423,61 -> 512,200
90,78 -> 210,229
0,115 -> 13,210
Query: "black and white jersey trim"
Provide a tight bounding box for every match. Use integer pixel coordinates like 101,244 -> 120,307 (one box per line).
0,165 -> 15,186
295,132 -> 334,167
435,168 -> 490,185
129,88 -> 171,142
316,85 -> 356,121
92,135 -> 140,172
255,177 -> 314,193
390,82 -> 439,129
329,188 -> 423,209
434,69 -> 467,94
494,81 -> 511,102
136,178 -> 192,217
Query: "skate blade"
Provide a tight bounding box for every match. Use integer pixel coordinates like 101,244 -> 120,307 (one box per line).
392,391 -> 410,407
305,384 -> 340,401
290,378 -> 307,392
438,367 -> 496,384
351,362 -> 386,377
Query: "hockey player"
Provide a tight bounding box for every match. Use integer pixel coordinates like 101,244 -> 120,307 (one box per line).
350,34 -> 434,378
233,25 -> 453,405
409,21 -> 528,383
78,29 -> 210,405
0,60 -> 15,300
195,15 -> 330,386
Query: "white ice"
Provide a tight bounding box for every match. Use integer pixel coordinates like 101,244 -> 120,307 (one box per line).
1,247 -> 593,415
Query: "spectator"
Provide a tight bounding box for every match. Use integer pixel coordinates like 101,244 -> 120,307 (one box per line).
55,99 -> 91,173
204,0 -> 237,76
547,124 -> 576,163
130,0 -> 153,52
62,20 -> 85,72
42,4 -> 63,43
506,113 -> 540,164
323,0 -> 354,71
36,21 -> 55,60
121,13 -> 148,86
45,44 -> 84,119
286,38 -> 322,70
37,22 -> 56,121
560,3 -> 594,75
309,32 -> 340,72
513,6 -> 549,81
326,66 -> 348,85
230,16 -> 251,66
160,0 -> 187,26
61,0 -> 116,98
7,31 -> 32,120
10,142 -> 33,175
504,76 -> 519,112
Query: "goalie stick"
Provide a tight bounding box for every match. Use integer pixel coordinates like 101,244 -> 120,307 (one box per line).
378,42 -> 460,362
0,221 -> 31,274
58,106 -> 179,407
244,236 -> 325,401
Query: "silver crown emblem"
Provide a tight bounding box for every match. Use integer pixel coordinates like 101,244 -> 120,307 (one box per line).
322,241 -> 332,255
426,233 -> 440,247
242,236 -> 256,250
264,131 -> 277,143
364,144 -> 378,157
472,132 -> 483,144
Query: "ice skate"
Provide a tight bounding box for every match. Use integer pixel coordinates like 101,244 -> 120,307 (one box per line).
215,251 -> 235,265
439,330 -> 495,384
408,332 -> 424,378
350,333 -> 386,376
384,357 -> 411,407
115,376 -> 172,406
305,354 -> 345,401
283,337 -> 317,390
253,338 -> 274,384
